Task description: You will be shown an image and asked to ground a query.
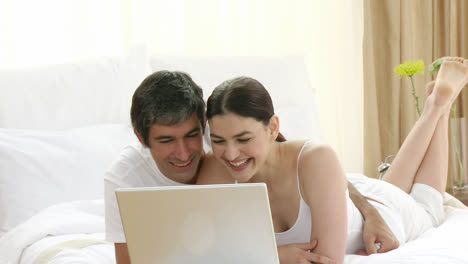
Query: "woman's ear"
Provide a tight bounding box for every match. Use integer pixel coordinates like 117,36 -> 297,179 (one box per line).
268,115 -> 280,141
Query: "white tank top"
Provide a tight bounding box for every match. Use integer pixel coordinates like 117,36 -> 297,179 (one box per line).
274,141 -> 366,254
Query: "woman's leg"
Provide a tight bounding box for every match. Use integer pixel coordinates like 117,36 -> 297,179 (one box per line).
382,58 -> 468,194
412,110 -> 449,194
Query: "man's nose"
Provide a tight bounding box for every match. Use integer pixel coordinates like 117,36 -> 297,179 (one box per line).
174,140 -> 190,160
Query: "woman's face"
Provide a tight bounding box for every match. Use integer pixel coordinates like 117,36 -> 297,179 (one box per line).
209,113 -> 276,183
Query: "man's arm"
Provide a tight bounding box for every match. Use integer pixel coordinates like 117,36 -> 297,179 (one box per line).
105,178 -> 131,263
348,181 -> 400,255
115,243 -> 131,264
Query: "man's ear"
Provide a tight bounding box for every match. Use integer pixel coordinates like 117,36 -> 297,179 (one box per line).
268,115 -> 280,141
133,128 -> 148,147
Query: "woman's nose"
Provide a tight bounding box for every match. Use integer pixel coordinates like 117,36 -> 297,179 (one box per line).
223,144 -> 239,161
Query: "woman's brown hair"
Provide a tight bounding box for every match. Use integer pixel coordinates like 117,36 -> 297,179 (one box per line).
207,76 -> 286,142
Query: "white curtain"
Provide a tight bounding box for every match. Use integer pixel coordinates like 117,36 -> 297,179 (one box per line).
0,0 -> 364,173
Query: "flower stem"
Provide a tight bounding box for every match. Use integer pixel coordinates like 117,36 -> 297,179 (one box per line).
451,104 -> 464,187
409,76 -> 421,116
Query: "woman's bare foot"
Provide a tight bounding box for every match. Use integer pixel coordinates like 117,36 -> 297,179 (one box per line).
432,57 -> 468,108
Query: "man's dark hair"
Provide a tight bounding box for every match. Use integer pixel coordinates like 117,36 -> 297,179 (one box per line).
131,70 -> 205,146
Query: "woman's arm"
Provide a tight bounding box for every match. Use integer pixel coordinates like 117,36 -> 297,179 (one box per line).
299,144 -> 348,264
201,152 -> 334,264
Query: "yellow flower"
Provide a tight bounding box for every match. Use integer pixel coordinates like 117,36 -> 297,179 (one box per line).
394,60 -> 425,77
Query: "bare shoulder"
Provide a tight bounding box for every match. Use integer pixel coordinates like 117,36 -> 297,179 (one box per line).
269,140 -> 330,170
279,140 -> 332,162
299,142 -> 337,162
298,143 -> 342,178
197,153 -> 234,184
295,142 -> 345,195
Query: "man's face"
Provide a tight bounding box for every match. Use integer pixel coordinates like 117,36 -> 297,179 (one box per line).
141,114 -> 204,184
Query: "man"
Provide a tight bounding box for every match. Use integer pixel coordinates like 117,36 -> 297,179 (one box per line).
104,71 -> 207,263
104,70 -> 398,264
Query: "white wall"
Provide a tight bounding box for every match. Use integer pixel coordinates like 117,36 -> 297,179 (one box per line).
0,0 -> 123,67
0,0 -> 364,173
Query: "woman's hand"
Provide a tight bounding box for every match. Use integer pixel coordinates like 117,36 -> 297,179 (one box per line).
278,241 -> 336,264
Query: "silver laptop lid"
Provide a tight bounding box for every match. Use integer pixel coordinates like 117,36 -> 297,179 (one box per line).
116,183 -> 279,264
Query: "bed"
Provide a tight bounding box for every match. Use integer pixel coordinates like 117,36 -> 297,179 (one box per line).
0,47 -> 467,264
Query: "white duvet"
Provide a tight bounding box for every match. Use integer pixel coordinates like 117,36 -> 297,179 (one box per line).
1,197 -> 468,264
0,200 -> 115,264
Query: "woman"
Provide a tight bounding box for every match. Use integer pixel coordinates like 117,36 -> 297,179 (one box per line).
197,57 -> 468,264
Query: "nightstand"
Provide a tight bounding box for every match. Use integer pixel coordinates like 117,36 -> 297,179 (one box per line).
451,186 -> 468,206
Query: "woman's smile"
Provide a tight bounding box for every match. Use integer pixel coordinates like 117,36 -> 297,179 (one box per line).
226,158 -> 253,171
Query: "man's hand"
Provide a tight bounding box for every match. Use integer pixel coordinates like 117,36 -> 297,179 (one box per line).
115,243 -> 131,264
278,240 -> 336,264
347,181 -> 399,255
356,211 -> 400,255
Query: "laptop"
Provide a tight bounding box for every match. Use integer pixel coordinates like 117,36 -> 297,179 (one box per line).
115,183 -> 279,264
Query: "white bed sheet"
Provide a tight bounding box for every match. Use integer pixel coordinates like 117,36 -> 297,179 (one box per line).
345,208 -> 468,263
0,200 -> 113,264
21,234 -> 114,264
1,198 -> 468,264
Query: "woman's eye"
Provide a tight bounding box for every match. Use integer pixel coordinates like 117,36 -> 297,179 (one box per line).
212,140 -> 225,144
238,138 -> 251,143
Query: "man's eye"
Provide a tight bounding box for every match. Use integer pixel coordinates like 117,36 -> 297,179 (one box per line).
238,138 -> 251,143
186,133 -> 199,138
158,140 -> 173,144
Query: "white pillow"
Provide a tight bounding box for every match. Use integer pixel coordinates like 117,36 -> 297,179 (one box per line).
0,124 -> 137,237
150,54 -> 321,141
0,47 -> 151,129
275,106 -> 322,142
150,54 -> 314,106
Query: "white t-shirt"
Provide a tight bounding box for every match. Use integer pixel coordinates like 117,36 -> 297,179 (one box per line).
105,126 -> 212,243
104,144 -> 185,242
